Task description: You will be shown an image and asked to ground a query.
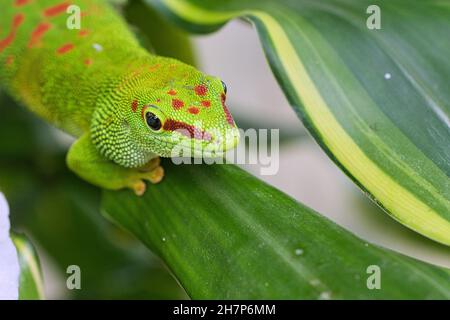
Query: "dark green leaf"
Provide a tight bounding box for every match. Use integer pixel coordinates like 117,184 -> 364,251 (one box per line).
103,162 -> 450,299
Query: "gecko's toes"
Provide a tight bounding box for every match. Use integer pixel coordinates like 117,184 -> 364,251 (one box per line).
128,165 -> 164,196
130,180 -> 146,196
142,166 -> 164,184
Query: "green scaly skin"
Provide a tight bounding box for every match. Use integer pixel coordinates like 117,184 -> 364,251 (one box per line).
0,0 -> 239,195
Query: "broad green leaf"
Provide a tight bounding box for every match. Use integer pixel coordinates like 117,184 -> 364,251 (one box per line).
103,162 -> 450,299
146,0 -> 450,245
12,234 -> 45,300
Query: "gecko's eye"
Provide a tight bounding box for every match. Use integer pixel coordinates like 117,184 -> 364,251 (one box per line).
146,112 -> 162,131
221,80 -> 227,94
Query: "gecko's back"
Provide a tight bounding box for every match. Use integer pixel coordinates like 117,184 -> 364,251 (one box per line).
0,0 -> 147,136
0,0 -> 239,194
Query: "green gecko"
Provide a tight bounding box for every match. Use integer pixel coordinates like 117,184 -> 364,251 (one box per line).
0,0 -> 239,195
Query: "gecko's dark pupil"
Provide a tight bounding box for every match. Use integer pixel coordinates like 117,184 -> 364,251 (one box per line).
146,112 -> 161,131
221,80 -> 227,94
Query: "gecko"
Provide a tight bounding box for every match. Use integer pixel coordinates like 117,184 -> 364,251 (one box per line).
0,0 -> 240,195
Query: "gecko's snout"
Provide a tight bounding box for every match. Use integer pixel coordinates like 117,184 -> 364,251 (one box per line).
212,127 -> 240,152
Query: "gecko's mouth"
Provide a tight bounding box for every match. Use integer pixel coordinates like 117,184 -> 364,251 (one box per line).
155,127 -> 240,159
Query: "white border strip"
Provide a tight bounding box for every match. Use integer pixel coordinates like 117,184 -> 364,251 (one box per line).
0,192 -> 20,300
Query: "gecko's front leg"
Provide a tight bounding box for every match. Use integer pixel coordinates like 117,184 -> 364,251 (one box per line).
67,134 -> 164,196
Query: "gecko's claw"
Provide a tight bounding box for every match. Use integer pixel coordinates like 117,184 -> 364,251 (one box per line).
129,165 -> 165,196
131,180 -> 146,196
141,166 -> 164,184
139,157 -> 164,184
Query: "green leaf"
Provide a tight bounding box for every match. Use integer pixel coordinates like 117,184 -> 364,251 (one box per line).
12,234 -> 45,300
103,162 -> 450,299
146,0 -> 450,245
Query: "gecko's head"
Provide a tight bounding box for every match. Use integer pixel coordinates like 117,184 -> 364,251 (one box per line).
127,65 -> 240,158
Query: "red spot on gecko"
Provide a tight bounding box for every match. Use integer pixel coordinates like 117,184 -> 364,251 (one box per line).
163,120 -> 212,141
194,85 -> 207,96
148,64 -> 160,72
44,2 -> 70,17
201,100 -> 211,108
172,99 -> 184,110
15,0 -> 30,6
0,14 -> 25,53
188,107 -> 200,115
78,30 -> 89,37
57,43 -> 74,55
29,22 -> 51,48
84,58 -> 92,66
13,14 -> 25,27
131,100 -> 138,112
221,93 -> 234,126
167,89 -> 177,96
5,55 -> 14,66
